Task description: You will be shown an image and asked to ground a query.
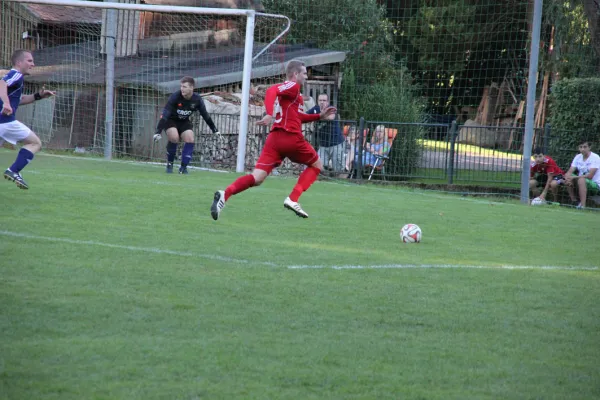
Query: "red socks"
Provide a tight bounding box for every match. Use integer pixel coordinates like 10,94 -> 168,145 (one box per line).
289,166 -> 320,202
225,174 -> 256,201
225,167 -> 320,203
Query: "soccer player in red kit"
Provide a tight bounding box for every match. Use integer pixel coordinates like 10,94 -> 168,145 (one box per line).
211,60 -> 336,220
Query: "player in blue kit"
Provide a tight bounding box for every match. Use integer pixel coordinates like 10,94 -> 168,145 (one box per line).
1,49 -> 55,189
153,76 -> 221,174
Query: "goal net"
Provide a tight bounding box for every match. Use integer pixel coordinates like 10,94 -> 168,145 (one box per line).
0,0 -> 290,170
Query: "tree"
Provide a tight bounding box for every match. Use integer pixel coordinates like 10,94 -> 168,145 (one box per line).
261,0 -> 425,122
389,0 -> 531,115
542,0 -> 600,79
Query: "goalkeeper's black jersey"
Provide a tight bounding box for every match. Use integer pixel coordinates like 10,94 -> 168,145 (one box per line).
158,91 -> 217,133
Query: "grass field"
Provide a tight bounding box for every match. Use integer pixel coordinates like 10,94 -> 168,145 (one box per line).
1,150 -> 599,400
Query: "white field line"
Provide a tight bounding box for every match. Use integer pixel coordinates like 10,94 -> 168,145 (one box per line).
288,264 -> 598,271
0,230 -> 276,267
1,230 -> 596,272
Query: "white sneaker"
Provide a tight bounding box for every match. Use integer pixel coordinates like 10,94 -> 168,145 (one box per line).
284,197 -> 309,218
576,203 -> 584,210
211,190 -> 225,220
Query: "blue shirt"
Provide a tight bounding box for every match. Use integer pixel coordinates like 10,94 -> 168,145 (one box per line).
0,69 -> 24,124
307,105 -> 344,147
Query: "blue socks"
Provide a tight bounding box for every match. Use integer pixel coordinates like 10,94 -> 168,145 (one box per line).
166,141 -> 177,163
181,143 -> 194,167
10,148 -> 34,173
166,142 -> 193,167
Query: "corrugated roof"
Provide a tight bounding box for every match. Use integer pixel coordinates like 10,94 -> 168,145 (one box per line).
20,0 -> 263,25
142,0 -> 264,11
23,4 -> 102,24
22,42 -> 345,93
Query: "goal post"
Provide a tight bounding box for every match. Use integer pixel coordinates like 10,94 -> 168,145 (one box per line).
3,0 -> 289,171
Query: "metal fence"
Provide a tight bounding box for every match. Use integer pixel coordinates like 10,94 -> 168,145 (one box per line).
186,116 -> 566,186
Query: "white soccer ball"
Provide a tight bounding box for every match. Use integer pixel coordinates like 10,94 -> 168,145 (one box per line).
400,223 -> 422,243
531,197 -> 545,206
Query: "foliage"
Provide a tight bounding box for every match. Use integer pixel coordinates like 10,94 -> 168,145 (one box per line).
262,0 -> 426,175
262,0 -> 599,124
340,64 -> 424,121
341,64 -> 425,177
261,0 -> 388,50
542,0 -> 600,79
386,123 -> 424,178
261,0 -> 424,119
548,77 -> 600,167
391,0 -> 530,114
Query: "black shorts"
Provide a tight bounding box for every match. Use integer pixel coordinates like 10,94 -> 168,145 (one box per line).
164,119 -> 193,134
535,174 -> 564,186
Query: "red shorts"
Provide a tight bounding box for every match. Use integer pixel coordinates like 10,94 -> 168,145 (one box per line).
255,128 -> 318,174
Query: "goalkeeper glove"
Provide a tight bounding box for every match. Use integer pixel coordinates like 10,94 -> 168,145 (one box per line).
214,130 -> 222,138
153,133 -> 162,142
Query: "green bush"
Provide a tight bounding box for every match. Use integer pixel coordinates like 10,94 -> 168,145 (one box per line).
548,78 -> 600,168
386,124 -> 424,178
342,66 -> 425,177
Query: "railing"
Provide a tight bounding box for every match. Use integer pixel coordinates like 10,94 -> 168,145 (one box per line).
161,117 -> 577,186
26,103 -> 580,186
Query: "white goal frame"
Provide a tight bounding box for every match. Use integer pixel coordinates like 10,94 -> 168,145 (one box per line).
8,0 -> 290,172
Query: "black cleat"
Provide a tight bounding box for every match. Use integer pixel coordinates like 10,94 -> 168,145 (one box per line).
179,166 -> 189,174
166,163 -> 174,174
4,169 -> 29,190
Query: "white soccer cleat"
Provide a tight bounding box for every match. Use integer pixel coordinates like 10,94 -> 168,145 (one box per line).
211,190 -> 226,220
284,197 -> 309,218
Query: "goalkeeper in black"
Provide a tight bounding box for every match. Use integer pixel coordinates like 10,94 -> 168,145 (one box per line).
154,76 -> 220,174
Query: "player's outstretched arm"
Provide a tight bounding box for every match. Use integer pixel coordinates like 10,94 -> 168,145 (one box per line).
298,105 -> 337,124
154,117 -> 168,141
319,106 -> 337,120
196,96 -> 219,135
20,85 -> 55,106
154,93 -> 178,141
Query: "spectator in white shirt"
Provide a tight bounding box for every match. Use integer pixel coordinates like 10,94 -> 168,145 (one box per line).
564,139 -> 600,209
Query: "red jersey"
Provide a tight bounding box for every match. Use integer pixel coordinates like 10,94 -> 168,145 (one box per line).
530,155 -> 564,177
264,81 -> 320,135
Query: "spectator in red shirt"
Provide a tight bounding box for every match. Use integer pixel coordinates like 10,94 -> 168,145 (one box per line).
529,147 -> 565,202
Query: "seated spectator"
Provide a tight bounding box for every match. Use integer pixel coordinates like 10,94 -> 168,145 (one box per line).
358,125 -> 390,166
529,147 -> 565,202
564,139 -> 600,209
345,125 -> 358,172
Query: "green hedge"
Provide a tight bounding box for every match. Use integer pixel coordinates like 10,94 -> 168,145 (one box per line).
548,78 -> 600,167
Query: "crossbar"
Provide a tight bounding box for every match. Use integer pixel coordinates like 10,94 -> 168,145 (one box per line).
7,0 -> 254,16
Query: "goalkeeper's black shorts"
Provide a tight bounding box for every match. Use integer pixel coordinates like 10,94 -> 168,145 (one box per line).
164,119 -> 193,135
